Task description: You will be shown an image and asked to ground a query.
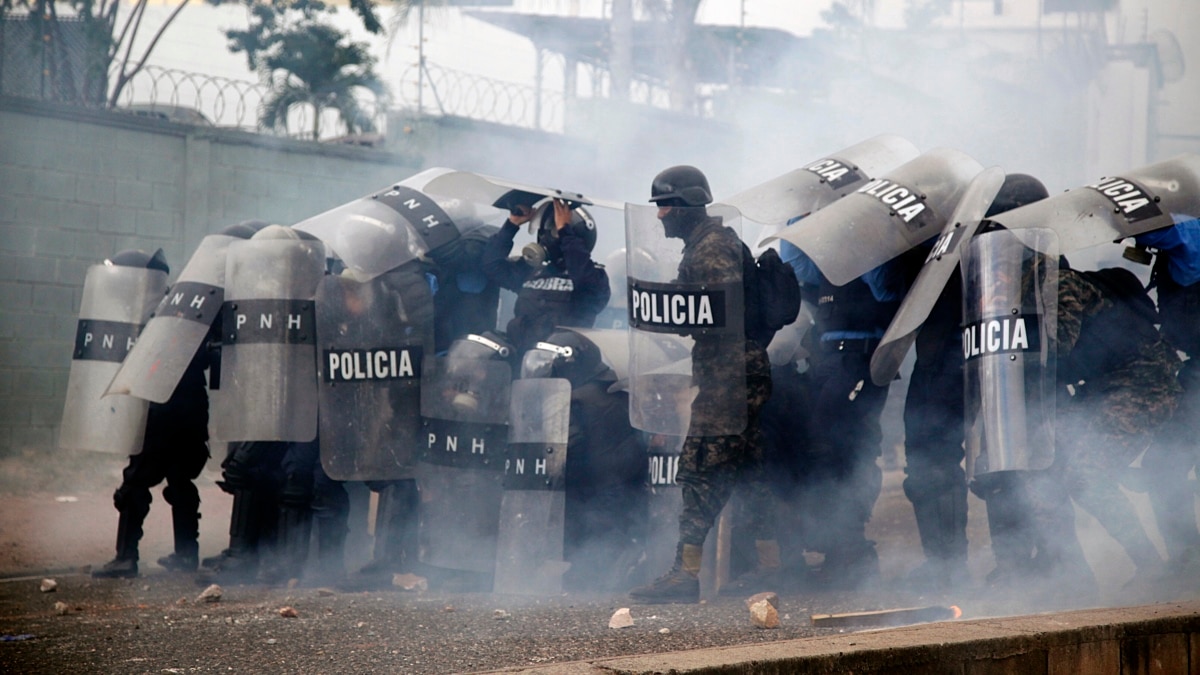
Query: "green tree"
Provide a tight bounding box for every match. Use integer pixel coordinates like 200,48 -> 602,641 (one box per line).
256,20 -> 387,139
217,0 -> 383,70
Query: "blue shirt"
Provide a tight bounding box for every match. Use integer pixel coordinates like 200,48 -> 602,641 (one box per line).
1135,215 -> 1200,287
778,239 -> 893,341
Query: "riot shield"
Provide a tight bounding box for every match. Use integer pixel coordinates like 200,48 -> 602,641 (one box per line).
493,378 -> 572,595
723,134 -> 920,227
626,203 -> 746,436
211,237 -> 325,442
60,264 -> 168,454
869,167 -> 1007,385
626,432 -> 695,588
962,228 -> 1059,478
767,148 -> 985,286
294,174 -> 472,279
418,167 -> 625,212
315,270 -> 430,481
416,346 -> 513,573
106,234 -> 235,402
991,154 -> 1200,251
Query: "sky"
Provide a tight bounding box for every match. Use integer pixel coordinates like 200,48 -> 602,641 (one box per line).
123,1 -> 838,93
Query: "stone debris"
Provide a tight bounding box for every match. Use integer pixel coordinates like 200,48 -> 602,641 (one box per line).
392,573 -> 428,591
39,579 -> 57,593
659,628 -> 670,635
745,592 -> 778,610
316,588 -> 337,597
493,609 -> 511,621
608,608 -> 634,629
443,605 -> 455,613
53,601 -> 69,616
196,584 -> 223,603
278,606 -> 298,618
748,598 -> 780,629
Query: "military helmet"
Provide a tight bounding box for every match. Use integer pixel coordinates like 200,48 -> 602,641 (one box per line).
650,165 -> 713,207
986,173 -> 1049,217
105,248 -> 169,275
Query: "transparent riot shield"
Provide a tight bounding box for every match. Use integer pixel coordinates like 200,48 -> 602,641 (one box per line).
211,237 -> 325,442
416,348 -> 513,573
493,378 -> 571,595
316,270 -> 430,481
768,148 -> 985,286
634,432 -> 685,585
723,134 -> 920,227
106,234 -> 235,402
625,203 -> 746,437
870,167 -> 1007,385
418,167 -> 624,213
60,264 -> 168,454
962,228 -> 1059,478
295,169 -> 519,281
991,154 -> 1200,251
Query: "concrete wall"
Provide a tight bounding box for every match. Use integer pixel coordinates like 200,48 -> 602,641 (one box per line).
0,96 -> 424,457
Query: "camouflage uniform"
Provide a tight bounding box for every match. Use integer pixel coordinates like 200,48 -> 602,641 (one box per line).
674,218 -> 773,548
1040,268 -> 1180,573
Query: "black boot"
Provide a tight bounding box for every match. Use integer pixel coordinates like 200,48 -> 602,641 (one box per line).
906,485 -> 969,591
341,482 -> 419,590
205,488 -> 267,582
159,487 -> 200,572
311,513 -> 348,585
258,505 -> 312,585
361,483 -> 418,575
93,509 -> 144,579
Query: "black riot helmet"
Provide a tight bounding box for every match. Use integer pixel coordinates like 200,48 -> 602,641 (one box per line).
106,248 -> 169,275
219,219 -> 269,240
447,331 -> 514,362
986,173 -> 1049,217
520,329 -> 611,385
650,165 -> 713,207
524,203 -> 598,267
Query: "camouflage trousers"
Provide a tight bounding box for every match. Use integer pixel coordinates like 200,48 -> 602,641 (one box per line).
1049,381 -> 1179,570
676,367 -> 773,548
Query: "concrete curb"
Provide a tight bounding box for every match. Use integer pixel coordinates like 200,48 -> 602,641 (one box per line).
478,600 -> 1200,674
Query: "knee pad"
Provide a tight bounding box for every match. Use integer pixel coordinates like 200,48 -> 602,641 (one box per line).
279,471 -> 314,508
163,481 -> 200,510
113,485 -> 152,513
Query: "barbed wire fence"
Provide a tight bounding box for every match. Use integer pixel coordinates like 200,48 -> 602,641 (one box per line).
3,10 -> 675,141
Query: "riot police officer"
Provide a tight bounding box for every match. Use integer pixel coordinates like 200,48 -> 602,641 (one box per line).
482,198 -> 610,357
1135,216 -> 1200,573
93,250 -> 211,578
628,166 -> 773,603
902,174 -> 1051,591
778,239 -> 898,589
521,329 -> 648,591
427,221 -> 503,353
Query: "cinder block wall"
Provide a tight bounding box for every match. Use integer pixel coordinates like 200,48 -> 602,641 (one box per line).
0,96 -> 422,457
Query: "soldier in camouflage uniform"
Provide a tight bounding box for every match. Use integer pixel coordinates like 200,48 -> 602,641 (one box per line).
1041,265 -> 1180,583
629,166 -> 774,603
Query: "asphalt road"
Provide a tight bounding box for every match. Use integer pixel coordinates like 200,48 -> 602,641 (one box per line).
2,452 -> 1196,674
